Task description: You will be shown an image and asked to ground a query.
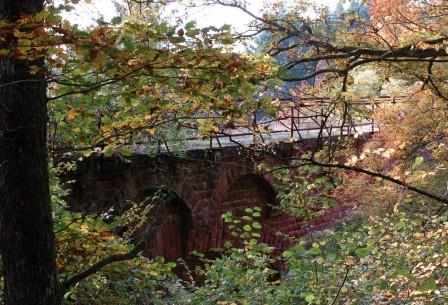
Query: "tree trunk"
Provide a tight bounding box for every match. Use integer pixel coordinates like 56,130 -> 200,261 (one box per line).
0,1 -> 59,304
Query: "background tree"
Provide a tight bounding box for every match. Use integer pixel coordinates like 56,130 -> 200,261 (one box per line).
207,0 -> 448,204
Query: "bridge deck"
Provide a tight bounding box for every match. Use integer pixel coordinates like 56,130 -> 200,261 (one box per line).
128,96 -> 399,153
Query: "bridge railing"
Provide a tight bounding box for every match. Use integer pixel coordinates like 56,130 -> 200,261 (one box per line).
128,95 -> 402,152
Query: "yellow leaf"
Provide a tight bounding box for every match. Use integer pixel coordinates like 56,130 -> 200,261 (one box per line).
66,108 -> 78,121
345,257 -> 356,266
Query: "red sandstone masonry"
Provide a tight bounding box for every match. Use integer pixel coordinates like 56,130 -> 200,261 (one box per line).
67,150 -> 353,263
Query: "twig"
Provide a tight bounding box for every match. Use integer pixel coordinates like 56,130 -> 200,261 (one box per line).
331,266 -> 351,305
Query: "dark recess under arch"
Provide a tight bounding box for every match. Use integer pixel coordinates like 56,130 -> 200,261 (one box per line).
133,189 -> 192,261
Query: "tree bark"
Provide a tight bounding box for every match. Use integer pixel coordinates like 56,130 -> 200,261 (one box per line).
0,1 -> 59,304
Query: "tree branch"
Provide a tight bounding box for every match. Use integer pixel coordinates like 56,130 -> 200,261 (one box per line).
61,241 -> 145,291
303,158 -> 448,205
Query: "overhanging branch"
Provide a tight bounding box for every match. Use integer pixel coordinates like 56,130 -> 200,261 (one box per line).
61,241 -> 145,292
304,158 -> 448,205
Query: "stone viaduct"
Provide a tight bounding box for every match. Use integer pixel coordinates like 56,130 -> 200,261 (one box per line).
66,96 -> 396,261
67,144 -> 351,262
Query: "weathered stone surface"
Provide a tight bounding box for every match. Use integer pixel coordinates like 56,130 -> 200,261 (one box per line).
66,146 -> 351,261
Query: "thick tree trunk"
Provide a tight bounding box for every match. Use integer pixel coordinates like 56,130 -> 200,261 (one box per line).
0,1 -> 59,304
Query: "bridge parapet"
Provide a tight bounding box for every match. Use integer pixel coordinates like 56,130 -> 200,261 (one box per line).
125,95 -> 400,153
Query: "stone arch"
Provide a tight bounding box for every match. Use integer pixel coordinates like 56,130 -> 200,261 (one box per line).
212,159 -> 279,208
213,173 -> 277,249
133,188 -> 192,261
218,174 -> 276,214
212,162 -> 253,205
175,182 -> 201,211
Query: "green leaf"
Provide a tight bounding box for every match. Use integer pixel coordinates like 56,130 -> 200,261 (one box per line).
322,197 -> 337,208
309,246 -> 321,255
186,28 -> 201,38
327,251 -> 338,261
355,246 -> 372,258
282,250 -> 294,258
278,67 -> 293,79
416,279 -> 437,292
243,225 -> 252,232
111,16 -> 122,25
305,294 -> 315,303
220,74 -> 232,84
396,221 -> 406,230
185,20 -> 196,30
267,107 -> 277,117
412,156 -> 424,170
294,245 -> 306,254
252,221 -> 262,229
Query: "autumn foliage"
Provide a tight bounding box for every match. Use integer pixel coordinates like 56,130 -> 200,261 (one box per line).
2,0 -> 448,304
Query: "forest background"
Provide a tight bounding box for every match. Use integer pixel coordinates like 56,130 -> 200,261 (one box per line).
1,0 -> 448,304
